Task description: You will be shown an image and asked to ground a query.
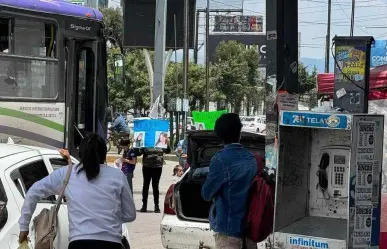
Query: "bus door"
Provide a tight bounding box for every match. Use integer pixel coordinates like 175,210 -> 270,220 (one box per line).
65,39 -> 98,156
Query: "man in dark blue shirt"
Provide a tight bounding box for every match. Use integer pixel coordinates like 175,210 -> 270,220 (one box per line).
201,113 -> 257,249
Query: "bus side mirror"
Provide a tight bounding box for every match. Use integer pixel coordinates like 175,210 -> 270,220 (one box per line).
113,54 -> 125,85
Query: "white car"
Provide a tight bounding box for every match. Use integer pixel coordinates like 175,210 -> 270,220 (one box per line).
242,116 -> 266,133
0,143 -> 129,249
160,131 -> 265,249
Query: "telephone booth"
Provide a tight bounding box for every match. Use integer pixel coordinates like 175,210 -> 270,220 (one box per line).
272,111 -> 384,249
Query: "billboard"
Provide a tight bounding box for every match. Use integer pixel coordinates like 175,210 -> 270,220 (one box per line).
213,15 -> 263,33
371,40 -> 387,68
123,0 -> 195,49
208,33 -> 266,67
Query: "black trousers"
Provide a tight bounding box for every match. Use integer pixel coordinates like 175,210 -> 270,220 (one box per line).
69,240 -> 122,249
142,166 -> 162,207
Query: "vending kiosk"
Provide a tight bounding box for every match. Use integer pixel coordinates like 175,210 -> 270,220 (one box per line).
272,111 -> 384,249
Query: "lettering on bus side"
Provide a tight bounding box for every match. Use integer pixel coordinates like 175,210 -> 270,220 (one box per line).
70,24 -> 91,31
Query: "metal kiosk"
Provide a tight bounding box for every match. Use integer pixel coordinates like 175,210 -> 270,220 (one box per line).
271,111 -> 384,249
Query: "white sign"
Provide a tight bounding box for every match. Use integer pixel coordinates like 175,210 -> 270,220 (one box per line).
277,93 -> 298,111
183,98 -> 189,112
176,98 -> 182,112
353,205 -> 373,247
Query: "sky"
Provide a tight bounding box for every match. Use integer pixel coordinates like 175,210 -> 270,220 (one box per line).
185,0 -> 387,63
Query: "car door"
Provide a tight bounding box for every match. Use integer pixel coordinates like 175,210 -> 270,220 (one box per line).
5,156 -> 69,249
0,169 -> 22,249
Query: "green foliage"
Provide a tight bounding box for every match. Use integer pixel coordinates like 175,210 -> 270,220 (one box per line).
212,40 -> 261,113
100,7 -> 124,53
299,63 -> 317,94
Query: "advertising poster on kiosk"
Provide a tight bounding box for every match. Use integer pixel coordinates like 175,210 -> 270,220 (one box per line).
133,119 -> 169,148
349,115 -> 383,248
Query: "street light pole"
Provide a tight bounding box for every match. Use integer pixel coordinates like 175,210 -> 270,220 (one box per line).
205,0 -> 210,111
350,0 -> 355,36
325,0 -> 331,73
182,0 -> 189,137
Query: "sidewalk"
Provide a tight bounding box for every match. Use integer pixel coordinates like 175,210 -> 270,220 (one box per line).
118,160 -> 176,249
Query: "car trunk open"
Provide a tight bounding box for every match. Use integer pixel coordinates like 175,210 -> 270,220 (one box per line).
175,131 -> 265,222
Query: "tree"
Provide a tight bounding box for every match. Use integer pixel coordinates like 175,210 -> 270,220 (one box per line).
212,40 -> 261,114
298,63 -> 317,94
100,7 -> 124,54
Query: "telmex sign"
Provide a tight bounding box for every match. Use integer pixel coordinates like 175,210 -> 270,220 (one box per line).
208,33 -> 267,66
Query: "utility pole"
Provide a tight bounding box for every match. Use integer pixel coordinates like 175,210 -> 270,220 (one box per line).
194,11 -> 200,64
153,0 -> 167,105
182,0 -> 189,138
325,0 -> 331,73
205,0 -> 210,111
350,0 -> 355,36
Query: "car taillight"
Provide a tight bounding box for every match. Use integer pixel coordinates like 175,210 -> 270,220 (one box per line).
164,184 -> 176,215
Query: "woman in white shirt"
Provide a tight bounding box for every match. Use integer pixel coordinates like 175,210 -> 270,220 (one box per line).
18,134 -> 136,249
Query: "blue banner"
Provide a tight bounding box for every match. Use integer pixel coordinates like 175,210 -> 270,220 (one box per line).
280,111 -> 351,130
133,119 -> 169,148
371,40 -> 387,68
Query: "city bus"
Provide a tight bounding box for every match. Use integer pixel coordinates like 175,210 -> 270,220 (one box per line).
0,0 -> 110,155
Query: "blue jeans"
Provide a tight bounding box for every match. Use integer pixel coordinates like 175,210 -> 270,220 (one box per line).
126,172 -> 134,195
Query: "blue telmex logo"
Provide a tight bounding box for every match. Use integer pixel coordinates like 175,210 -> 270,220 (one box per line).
289,237 -> 329,248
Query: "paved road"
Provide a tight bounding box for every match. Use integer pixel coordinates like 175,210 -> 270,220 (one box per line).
122,160 -> 177,249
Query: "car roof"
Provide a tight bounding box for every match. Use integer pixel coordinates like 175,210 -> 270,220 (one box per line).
0,144 -> 59,159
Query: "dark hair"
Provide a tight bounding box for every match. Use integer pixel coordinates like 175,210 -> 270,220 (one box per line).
173,165 -> 182,176
156,132 -> 168,145
120,138 -> 131,147
214,113 -> 242,144
77,133 -> 107,181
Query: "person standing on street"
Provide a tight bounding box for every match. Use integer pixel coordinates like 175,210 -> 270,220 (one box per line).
138,138 -> 171,213
18,134 -> 136,249
120,138 -> 137,194
175,138 -> 188,168
201,113 -> 257,249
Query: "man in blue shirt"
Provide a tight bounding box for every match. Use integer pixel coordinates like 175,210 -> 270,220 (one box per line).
201,113 -> 257,249
110,113 -> 130,133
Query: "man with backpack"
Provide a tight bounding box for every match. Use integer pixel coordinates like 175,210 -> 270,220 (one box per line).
201,113 -> 258,249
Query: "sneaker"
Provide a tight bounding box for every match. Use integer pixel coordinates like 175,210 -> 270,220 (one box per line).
140,207 -> 147,213
154,205 -> 161,213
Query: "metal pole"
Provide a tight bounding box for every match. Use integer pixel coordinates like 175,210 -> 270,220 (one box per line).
194,11 -> 200,64
143,49 -> 154,104
174,14 -> 179,98
325,0 -> 331,73
205,0 -> 210,111
153,0 -> 167,104
350,0 -> 355,36
182,0 -> 189,138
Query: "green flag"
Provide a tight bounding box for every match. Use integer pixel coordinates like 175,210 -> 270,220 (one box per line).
192,110 -> 228,130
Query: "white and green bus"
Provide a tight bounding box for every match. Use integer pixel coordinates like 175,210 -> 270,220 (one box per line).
0,0 -> 113,155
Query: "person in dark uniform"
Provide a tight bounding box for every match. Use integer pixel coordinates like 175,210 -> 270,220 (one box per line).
137,138 -> 171,213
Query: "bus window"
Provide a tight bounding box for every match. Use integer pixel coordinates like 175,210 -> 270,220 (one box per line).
0,56 -> 58,99
0,17 -> 59,99
76,49 -> 94,134
0,18 -> 9,53
13,18 -> 57,58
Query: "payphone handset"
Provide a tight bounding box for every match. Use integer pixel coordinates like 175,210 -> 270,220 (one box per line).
317,146 -> 350,199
